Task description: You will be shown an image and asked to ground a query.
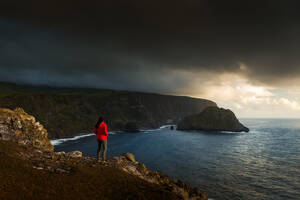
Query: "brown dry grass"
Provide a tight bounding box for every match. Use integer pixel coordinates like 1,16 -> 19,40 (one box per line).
0,141 -> 180,200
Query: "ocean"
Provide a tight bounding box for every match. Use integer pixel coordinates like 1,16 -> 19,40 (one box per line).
53,119 -> 300,200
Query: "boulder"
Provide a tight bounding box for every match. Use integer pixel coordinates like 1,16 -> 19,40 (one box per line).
55,151 -> 66,156
177,106 -> 249,132
67,151 -> 82,158
0,107 -> 53,152
123,152 -> 136,163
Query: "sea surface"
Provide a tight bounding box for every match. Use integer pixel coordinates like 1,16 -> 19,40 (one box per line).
53,119 -> 300,200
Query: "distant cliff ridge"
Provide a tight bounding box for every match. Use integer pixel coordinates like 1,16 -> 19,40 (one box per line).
177,107 -> 249,132
0,82 -> 217,139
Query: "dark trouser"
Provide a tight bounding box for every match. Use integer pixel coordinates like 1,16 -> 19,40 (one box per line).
97,140 -> 107,160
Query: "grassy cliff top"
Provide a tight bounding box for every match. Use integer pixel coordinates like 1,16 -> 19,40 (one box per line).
0,141 -> 182,200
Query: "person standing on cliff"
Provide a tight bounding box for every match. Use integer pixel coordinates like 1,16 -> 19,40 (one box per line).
94,116 -> 108,162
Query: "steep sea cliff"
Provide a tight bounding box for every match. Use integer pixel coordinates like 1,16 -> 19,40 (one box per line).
0,82 -> 216,139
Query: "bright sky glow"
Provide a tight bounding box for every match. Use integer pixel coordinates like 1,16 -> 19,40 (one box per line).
190,73 -> 300,118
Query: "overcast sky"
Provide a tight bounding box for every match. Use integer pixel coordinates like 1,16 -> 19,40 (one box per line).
1,0 -> 300,118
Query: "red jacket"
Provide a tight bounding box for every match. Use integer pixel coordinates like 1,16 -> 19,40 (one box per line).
94,122 -> 108,141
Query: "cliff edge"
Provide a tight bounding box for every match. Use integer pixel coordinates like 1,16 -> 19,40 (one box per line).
0,107 -> 208,200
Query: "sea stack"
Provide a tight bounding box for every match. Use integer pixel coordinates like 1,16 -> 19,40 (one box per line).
177,106 -> 249,132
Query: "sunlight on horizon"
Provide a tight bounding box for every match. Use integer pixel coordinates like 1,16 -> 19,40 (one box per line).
190,73 -> 300,119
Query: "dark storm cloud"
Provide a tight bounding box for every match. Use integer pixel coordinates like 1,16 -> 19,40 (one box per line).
1,0 -> 300,92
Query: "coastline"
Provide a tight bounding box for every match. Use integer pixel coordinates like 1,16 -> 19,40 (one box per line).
51,125 -> 176,146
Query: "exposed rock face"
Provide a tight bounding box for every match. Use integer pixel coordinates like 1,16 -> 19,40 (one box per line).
122,122 -> 140,132
123,152 -> 136,163
114,153 -> 208,200
0,108 -> 53,152
177,107 -> 249,132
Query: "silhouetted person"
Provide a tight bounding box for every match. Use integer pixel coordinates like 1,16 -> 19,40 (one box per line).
94,116 -> 108,162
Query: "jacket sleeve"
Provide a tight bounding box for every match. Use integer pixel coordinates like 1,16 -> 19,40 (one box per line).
93,128 -> 97,135
104,124 -> 108,136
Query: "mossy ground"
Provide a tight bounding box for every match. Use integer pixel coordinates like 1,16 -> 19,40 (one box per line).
0,141 -> 180,200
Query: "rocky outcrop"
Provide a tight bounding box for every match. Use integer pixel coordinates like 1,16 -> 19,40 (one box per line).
12,145 -> 207,200
114,153 -> 208,200
123,152 -> 137,163
0,107 -> 53,151
177,107 -> 249,132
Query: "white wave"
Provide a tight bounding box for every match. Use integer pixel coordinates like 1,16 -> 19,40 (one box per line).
248,130 -> 265,134
50,133 -> 95,146
51,126 -> 174,146
50,131 -> 117,146
220,129 -> 264,134
220,131 -> 243,134
141,128 -> 160,132
159,124 -> 176,129
141,124 -> 176,132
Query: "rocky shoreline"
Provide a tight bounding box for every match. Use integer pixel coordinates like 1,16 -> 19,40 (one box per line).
19,148 -> 207,200
0,107 -> 208,200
